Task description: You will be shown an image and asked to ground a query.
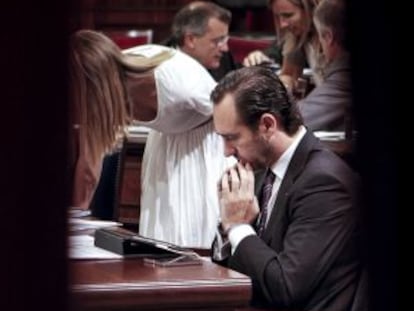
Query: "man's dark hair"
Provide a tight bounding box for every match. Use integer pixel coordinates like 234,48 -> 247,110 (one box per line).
171,1 -> 231,46
211,66 -> 303,134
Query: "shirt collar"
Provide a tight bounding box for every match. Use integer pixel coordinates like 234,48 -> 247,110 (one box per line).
270,125 -> 307,181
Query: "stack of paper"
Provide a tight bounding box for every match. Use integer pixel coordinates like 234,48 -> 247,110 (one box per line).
314,131 -> 345,141
69,235 -> 122,259
69,218 -> 122,232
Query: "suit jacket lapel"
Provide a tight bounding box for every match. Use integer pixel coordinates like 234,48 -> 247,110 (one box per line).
261,131 -> 322,243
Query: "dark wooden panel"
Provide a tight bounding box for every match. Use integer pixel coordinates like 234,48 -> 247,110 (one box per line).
114,139 -> 145,226
79,0 -> 194,42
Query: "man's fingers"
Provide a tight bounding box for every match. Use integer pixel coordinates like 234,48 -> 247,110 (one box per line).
219,171 -> 230,195
229,167 -> 240,192
237,162 -> 255,193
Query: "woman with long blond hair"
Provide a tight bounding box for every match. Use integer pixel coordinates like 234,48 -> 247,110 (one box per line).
69,29 -> 232,248
243,0 -> 323,92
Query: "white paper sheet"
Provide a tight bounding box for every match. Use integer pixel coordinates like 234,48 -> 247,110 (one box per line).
69,218 -> 122,232
69,235 -> 122,260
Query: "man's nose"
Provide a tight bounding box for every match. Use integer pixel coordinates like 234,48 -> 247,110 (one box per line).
224,142 -> 235,157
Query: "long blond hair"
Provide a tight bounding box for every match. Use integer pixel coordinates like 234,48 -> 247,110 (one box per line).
69,30 -> 173,164
269,0 -> 321,52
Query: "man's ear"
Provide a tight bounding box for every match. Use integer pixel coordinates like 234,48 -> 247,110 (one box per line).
183,33 -> 196,49
259,113 -> 277,136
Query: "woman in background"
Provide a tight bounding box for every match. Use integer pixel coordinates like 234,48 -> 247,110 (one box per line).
70,30 -> 232,248
243,0 -> 323,93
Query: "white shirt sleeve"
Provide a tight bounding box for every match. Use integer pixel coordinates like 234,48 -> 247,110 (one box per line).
228,224 -> 256,254
156,50 -> 217,116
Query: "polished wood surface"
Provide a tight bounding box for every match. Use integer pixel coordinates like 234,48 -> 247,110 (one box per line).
70,257 -> 251,310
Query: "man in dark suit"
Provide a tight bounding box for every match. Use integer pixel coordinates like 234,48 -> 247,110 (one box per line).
163,1 -> 238,81
211,65 -> 368,310
298,0 -> 352,132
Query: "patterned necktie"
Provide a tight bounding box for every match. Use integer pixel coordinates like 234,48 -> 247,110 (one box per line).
256,170 -> 275,237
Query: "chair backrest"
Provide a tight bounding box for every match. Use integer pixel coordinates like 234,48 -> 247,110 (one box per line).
104,29 -> 153,49
228,36 -> 273,63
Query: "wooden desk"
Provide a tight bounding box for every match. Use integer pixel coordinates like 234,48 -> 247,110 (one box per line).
70,258 -> 252,311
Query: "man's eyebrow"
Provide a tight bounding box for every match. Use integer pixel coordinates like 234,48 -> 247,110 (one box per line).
221,133 -> 239,140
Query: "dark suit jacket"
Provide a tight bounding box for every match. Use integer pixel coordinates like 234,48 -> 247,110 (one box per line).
298,55 -> 352,132
213,131 -> 367,311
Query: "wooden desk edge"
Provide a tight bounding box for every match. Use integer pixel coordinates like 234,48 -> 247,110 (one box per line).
72,279 -> 251,310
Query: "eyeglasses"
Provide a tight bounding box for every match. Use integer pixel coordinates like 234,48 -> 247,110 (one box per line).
211,35 -> 229,48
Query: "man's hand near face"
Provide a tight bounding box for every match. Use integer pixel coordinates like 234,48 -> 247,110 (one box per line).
218,162 -> 259,233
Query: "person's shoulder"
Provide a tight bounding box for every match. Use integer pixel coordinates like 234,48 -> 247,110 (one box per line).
304,141 -> 358,182
296,132 -> 353,171
171,49 -> 202,65
161,49 -> 212,77
122,44 -> 176,68
155,50 -> 216,97
122,44 -> 175,57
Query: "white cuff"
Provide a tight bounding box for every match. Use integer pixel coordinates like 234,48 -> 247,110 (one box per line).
228,224 -> 256,255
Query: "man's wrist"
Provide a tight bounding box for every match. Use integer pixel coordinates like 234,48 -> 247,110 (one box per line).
218,222 -> 240,237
